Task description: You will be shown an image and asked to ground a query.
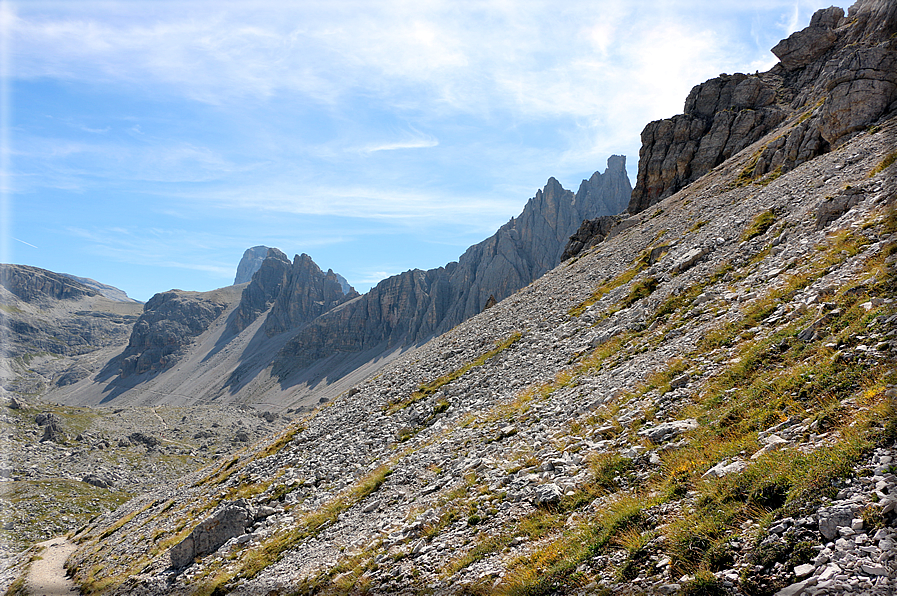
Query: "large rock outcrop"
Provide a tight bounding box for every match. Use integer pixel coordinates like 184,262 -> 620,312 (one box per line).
227,248 -> 292,334
1,264 -> 98,302
229,249 -> 359,336
629,0 -> 897,214
233,246 -> 271,285
263,254 -> 360,336
119,291 -> 229,377
271,157 -> 631,376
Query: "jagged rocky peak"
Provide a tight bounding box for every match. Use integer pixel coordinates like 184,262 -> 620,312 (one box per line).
574,154 -> 631,216
270,158 -> 631,376
628,0 -> 897,214
234,246 -> 271,285
228,248 -> 292,334
263,253 -> 359,337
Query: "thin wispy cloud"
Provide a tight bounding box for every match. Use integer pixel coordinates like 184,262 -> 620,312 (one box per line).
362,138 -> 439,153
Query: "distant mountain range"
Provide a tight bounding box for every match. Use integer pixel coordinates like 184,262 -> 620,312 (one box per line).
2,156 -> 631,410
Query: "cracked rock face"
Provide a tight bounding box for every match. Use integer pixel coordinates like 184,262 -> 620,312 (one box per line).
629,0 -> 897,215
119,291 -> 229,377
170,501 -> 256,569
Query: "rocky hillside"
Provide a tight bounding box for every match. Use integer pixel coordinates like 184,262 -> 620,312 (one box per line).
23,2 -> 896,595
0,265 -> 142,395
0,392 -> 293,554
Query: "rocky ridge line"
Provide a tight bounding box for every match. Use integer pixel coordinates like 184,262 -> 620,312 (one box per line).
270,156 -> 630,377
628,1 -> 897,214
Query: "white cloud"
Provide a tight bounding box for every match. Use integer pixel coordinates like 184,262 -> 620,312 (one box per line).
9,0 -> 818,119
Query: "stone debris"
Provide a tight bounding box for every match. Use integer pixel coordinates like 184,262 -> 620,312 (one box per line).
2,2 -> 897,595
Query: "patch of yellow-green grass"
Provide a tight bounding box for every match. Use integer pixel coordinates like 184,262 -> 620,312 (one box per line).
620,276 -> 659,308
568,249 -> 657,317
496,493 -> 651,596
741,209 -> 777,241
735,150 -> 764,187
688,219 -> 710,233
792,98 -> 825,127
257,423 -> 306,459
699,230 -> 868,351
755,165 -> 784,186
495,207 -> 897,596
869,149 -> 897,178
440,532 -> 512,578
0,479 -> 131,550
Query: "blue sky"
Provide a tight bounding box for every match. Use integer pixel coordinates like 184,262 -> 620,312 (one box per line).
2,0 -> 850,302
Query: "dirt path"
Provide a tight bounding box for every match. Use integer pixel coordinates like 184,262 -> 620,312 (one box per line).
26,537 -> 79,596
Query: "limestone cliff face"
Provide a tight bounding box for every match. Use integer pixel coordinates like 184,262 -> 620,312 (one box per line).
0,264 -> 138,361
263,254 -> 360,336
0,264 -> 141,394
227,248 -> 292,334
1,264 -> 99,302
629,0 -> 897,214
233,246 -> 270,285
271,157 -> 631,375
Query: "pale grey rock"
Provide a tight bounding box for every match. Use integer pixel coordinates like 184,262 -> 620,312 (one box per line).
170,500 -> 255,568
671,247 -> 711,274
702,459 -> 748,479
640,419 -> 698,444
775,579 -> 813,596
234,246 -> 271,285
772,18 -> 840,71
816,186 -> 865,229
533,483 -> 563,505
819,504 -> 860,541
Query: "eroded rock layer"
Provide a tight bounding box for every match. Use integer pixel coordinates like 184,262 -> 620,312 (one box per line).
629,0 -> 897,214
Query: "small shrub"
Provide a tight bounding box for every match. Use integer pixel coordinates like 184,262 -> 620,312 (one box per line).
680,570 -> 727,596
